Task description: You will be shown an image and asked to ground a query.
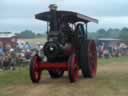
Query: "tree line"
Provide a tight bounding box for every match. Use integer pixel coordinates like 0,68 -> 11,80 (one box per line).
89,27 -> 128,41
15,27 -> 128,41
15,30 -> 46,38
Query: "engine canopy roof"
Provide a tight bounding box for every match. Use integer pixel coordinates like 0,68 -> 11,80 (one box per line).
35,11 -> 98,24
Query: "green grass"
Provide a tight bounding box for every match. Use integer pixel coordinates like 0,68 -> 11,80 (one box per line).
98,56 -> 128,64
20,37 -> 46,45
0,68 -> 29,96
0,67 -> 30,88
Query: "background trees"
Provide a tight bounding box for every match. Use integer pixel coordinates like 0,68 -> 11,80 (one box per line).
15,30 -> 45,38
119,27 -> 128,41
13,27 -> 128,41
91,27 -> 128,41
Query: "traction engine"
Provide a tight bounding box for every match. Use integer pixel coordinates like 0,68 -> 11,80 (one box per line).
29,4 -> 98,83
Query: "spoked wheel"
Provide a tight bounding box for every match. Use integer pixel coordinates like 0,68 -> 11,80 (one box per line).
68,53 -> 79,82
48,70 -> 64,78
29,55 -> 41,83
80,40 -> 97,78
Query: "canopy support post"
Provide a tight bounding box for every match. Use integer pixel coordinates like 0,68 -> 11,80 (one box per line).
85,23 -> 88,39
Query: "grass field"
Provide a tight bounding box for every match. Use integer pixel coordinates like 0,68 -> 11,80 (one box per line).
20,37 -> 46,45
0,56 -> 128,96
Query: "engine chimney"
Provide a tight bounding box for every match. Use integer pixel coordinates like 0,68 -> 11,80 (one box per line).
49,4 -> 58,31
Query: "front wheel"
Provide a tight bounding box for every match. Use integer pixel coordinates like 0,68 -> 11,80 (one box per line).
29,55 -> 41,83
68,53 -> 79,82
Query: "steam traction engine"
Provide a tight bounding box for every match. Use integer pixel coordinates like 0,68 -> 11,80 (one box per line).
30,5 -> 98,83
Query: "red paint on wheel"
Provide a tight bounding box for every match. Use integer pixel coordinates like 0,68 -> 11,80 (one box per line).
68,53 -> 79,82
31,55 -> 41,82
88,41 -> 97,77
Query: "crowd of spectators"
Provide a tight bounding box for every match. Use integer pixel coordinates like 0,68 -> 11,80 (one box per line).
0,40 -> 44,71
97,42 -> 128,58
0,39 -> 128,71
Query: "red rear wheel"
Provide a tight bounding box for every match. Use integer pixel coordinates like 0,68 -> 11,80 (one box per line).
30,55 -> 41,83
68,53 -> 79,82
88,40 -> 97,77
80,40 -> 97,78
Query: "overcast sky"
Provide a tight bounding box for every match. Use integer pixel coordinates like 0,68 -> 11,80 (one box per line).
0,0 -> 128,33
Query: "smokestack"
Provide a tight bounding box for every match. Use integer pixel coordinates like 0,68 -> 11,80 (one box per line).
49,4 -> 58,31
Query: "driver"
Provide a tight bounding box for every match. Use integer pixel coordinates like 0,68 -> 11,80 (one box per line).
60,23 -> 73,42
